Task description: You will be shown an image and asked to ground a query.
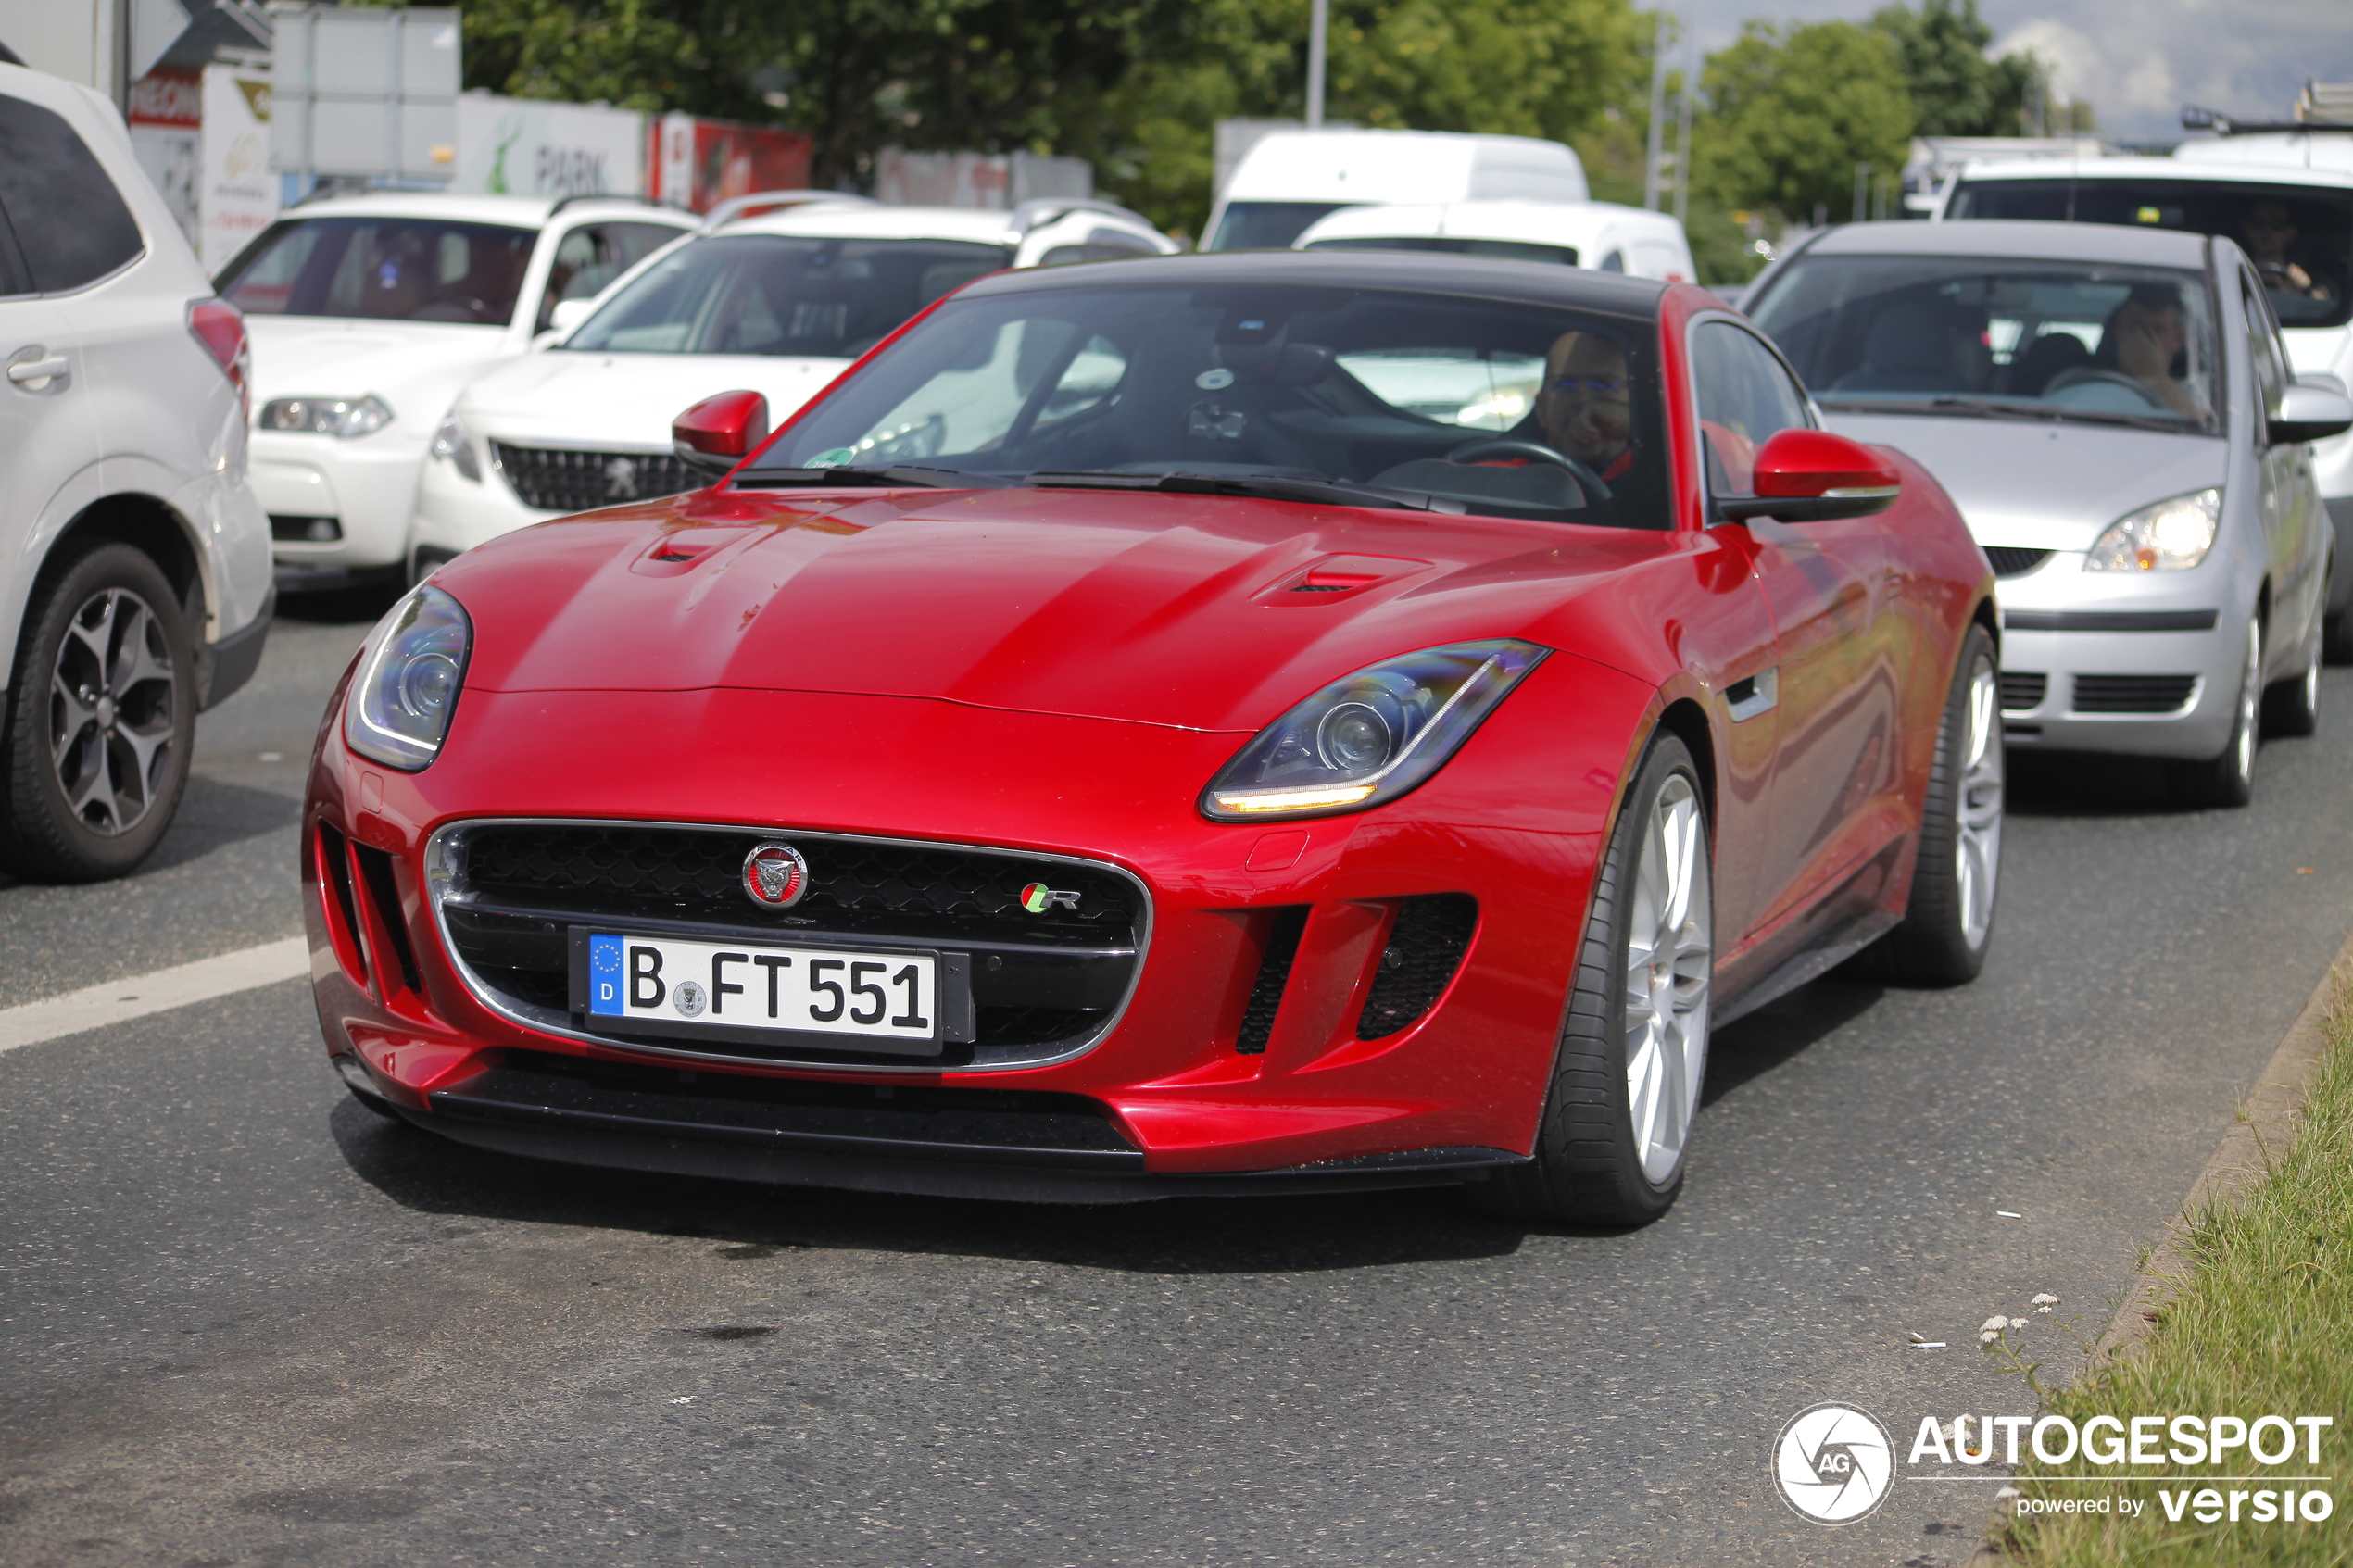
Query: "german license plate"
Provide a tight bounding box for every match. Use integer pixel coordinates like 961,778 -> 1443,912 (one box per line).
573,931 -> 943,1056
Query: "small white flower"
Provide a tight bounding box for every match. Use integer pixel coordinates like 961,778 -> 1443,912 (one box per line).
2010,1317 -> 2029,1330
1981,1315 -> 2011,1332
2031,1292 -> 2060,1306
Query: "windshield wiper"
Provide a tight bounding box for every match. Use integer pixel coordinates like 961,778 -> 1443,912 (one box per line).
1028,470 -> 1466,513
730,464 -> 1002,490
1820,395 -> 2196,434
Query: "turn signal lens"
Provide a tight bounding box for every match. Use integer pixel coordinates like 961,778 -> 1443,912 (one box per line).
346,585 -> 472,771
1202,640 -> 1546,821
2084,488 -> 2221,572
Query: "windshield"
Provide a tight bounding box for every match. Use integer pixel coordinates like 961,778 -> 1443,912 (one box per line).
1949,178 -> 2351,330
1207,202 -> 1359,252
1305,235 -> 1579,266
749,282 -> 1669,528
217,216 -> 535,325
1747,255 -> 2221,433
562,234 -> 1013,358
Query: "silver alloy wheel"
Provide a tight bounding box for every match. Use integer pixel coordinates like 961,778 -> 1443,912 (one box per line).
2231,617 -> 2261,784
1956,658 -> 2004,949
1623,772 -> 1712,1184
46,587 -> 177,835
2301,631 -> 2321,720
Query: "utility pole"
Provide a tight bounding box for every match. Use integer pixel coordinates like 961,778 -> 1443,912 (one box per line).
1642,11 -> 1669,210
1853,162 -> 1871,222
1306,0 -> 1328,129
1671,34 -> 1695,226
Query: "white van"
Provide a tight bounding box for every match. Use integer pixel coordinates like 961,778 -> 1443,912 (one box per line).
1204,130 -> 1587,253
1294,199 -> 1695,281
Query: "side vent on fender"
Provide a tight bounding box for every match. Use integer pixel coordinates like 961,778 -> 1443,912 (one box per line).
316,822 -> 367,985
352,842 -> 422,996
1356,894 -> 1478,1040
1236,906 -> 1310,1054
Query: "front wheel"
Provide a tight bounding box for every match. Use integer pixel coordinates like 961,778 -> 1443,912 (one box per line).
1474,734 -> 1712,1226
1865,624 -> 2002,985
2263,618 -> 2321,738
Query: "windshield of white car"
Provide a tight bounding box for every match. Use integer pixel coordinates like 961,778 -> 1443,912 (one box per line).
745,282 -> 1670,528
1206,202 -> 1358,251
1748,255 -> 2221,435
1948,178 -> 2351,330
217,216 -> 536,325
1305,235 -> 1579,266
560,235 -> 1014,358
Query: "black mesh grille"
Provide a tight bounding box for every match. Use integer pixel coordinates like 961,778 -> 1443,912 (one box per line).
441,823 -> 1143,1061
1356,895 -> 1478,1041
493,444 -> 700,513
1983,546 -> 2052,577
1236,907 -> 1308,1055
1999,671 -> 2047,712
2073,675 -> 2197,714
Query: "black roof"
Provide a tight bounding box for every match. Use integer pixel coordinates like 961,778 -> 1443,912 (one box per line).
963,247 -> 1674,319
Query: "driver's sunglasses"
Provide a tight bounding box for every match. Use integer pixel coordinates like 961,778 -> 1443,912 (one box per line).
1550,376 -> 1629,395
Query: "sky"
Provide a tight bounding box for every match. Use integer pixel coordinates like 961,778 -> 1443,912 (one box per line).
1675,0 -> 2353,144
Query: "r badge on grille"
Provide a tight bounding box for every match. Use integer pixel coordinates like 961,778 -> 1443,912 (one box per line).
1020,882 -> 1079,913
743,844 -> 810,908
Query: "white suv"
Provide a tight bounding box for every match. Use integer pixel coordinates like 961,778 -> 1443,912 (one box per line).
410,200 -> 1178,567
213,193 -> 696,590
0,62 -> 271,881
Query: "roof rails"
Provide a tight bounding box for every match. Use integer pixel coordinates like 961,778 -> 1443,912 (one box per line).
547,192 -> 673,219
2183,103 -> 2352,136
698,190 -> 876,232
1009,197 -> 1159,235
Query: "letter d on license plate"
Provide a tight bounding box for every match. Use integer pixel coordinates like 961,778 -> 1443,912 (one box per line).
575,930 -> 950,1057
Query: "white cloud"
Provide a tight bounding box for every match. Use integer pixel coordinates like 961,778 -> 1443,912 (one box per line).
1994,17 -> 2178,119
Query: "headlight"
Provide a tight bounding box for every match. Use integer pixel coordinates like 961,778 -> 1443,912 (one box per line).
260,394 -> 394,439
1202,640 -> 1547,821
2085,488 -> 2221,572
345,584 -> 472,771
430,411 -> 483,483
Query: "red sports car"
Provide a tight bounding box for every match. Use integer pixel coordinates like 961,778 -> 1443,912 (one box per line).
307,252 -> 2000,1224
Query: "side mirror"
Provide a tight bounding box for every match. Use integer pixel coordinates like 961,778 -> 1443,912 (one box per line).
547,297 -> 595,339
2271,381 -> 2353,446
1713,428 -> 1899,524
672,390 -> 771,478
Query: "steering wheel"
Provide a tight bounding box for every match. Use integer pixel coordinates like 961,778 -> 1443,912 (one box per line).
1445,437 -> 1612,501
2043,367 -> 2166,409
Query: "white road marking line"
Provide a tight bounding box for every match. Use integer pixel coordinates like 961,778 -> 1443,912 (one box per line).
0,936 -> 309,1054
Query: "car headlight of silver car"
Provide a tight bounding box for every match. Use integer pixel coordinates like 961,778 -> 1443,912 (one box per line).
2085,488 -> 2221,572
430,411 -> 483,483
259,395 -> 394,439
346,585 -> 472,771
1202,640 -> 1547,821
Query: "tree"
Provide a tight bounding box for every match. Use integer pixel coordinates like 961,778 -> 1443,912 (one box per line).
1869,0 -> 2040,138
1693,20 -> 1915,231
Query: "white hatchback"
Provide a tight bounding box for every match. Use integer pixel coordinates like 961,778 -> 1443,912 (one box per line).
1,62 -> 271,880
410,200 -> 1178,568
214,193 -> 696,588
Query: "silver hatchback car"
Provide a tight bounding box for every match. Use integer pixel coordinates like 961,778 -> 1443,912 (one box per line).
1745,220 -> 2353,805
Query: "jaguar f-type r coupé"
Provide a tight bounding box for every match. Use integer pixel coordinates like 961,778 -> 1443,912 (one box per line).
305,251 -> 2001,1224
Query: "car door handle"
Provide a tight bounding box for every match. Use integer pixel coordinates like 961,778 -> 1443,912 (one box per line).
7,353 -> 69,384
1726,667 -> 1779,721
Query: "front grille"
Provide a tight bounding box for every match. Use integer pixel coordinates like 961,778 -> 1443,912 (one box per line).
1983,546 -> 2052,577
493,443 -> 700,513
435,822 -> 1147,1069
2072,674 -> 2198,714
1356,895 -> 1478,1040
1999,671 -> 2048,712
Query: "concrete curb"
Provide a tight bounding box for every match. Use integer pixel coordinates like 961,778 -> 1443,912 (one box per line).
1966,921 -> 2353,1564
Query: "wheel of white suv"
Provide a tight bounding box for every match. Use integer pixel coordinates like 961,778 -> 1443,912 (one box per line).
0,544 -> 196,881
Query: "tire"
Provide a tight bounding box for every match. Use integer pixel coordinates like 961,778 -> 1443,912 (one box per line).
408,545 -> 459,586
1474,734 -> 1711,1226
2168,614 -> 2261,809
0,544 -> 196,881
2325,610 -> 2353,668
2263,619 -> 2321,738
1865,625 -> 2002,985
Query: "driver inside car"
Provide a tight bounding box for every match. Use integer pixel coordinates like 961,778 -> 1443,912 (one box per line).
2102,283 -> 2207,420
2239,198 -> 2334,302
1532,330 -> 1636,481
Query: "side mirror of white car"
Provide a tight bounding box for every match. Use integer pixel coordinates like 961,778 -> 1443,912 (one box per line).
543,298 -> 595,343
2272,382 -> 2353,447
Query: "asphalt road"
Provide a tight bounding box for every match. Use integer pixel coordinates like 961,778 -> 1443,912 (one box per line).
4,593 -> 2350,1567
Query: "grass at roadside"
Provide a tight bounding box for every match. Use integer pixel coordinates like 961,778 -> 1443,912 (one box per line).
1990,986 -> 2352,1565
